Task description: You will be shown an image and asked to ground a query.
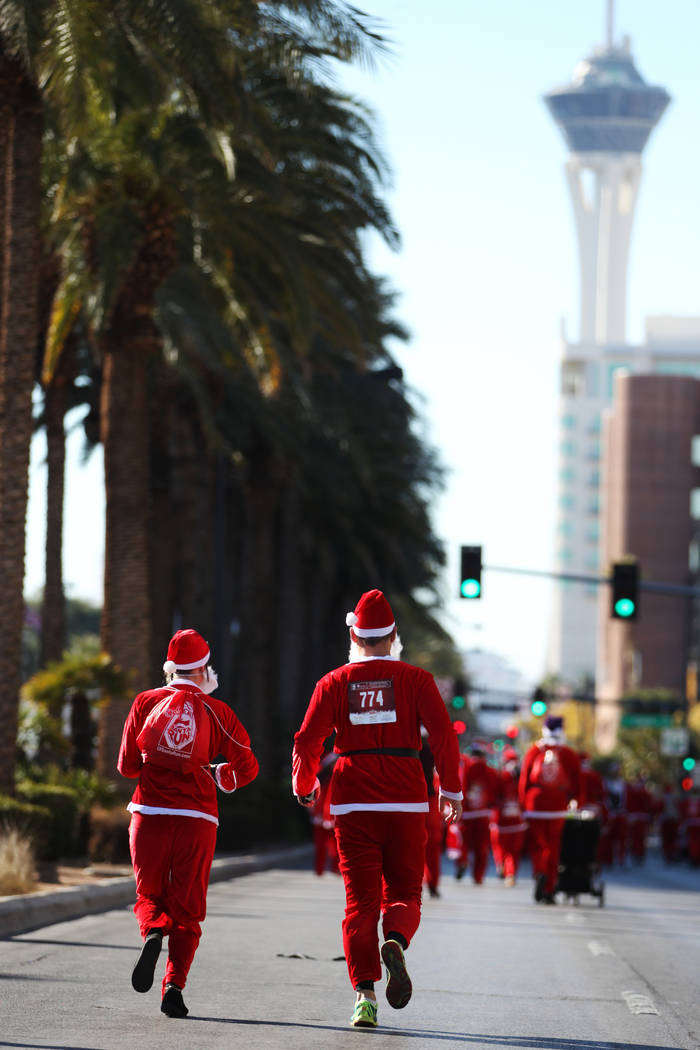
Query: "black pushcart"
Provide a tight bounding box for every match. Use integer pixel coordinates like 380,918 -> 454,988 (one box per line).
556,811 -> 605,906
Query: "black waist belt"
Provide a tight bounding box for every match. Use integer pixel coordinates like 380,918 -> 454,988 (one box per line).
338,748 -> 420,758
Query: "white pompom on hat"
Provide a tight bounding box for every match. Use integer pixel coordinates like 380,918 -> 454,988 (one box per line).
346,589 -> 395,638
163,628 -> 210,672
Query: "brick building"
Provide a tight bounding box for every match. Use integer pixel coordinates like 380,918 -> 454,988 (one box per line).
595,373 -> 700,750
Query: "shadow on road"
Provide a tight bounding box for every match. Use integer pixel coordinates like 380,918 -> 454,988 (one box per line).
188,1016 -> 672,1049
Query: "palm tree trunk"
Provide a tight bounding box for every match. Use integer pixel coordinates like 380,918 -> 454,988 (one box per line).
96,199 -> 176,777
0,63 -> 42,796
40,372 -> 67,666
97,333 -> 154,777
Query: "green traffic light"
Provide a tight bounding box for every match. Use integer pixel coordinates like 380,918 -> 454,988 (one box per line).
461,578 -> 481,599
682,757 -> 696,772
531,700 -> 547,717
451,695 -> 466,710
614,598 -> 636,618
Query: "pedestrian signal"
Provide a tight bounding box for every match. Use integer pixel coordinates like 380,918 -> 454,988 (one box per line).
459,545 -> 482,599
681,777 -> 693,792
451,695 -> 466,710
505,725 -> 519,739
682,757 -> 696,772
611,560 -> 639,620
453,720 -> 467,735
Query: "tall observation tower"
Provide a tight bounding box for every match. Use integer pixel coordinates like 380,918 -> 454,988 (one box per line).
545,2 -> 670,345
544,2 -> 671,685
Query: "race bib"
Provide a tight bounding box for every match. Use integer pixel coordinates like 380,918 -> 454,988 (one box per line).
348,679 -> 397,725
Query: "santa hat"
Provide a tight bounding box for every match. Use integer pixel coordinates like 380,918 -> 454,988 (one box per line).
542,715 -> 565,743
163,628 -> 210,674
345,589 -> 395,638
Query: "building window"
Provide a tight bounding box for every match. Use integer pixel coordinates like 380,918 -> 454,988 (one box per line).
691,490 -> 700,521
562,362 -> 585,397
559,468 -> 575,484
559,520 -> 574,536
561,440 -> 576,457
587,498 -> 600,515
561,413 -> 577,430
589,469 -> 600,487
587,441 -> 601,461
692,436 -> 700,467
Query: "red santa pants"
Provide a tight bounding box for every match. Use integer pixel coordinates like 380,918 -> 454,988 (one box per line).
129,811 -> 217,992
608,813 -> 628,865
458,815 -> 490,884
527,816 -> 565,895
490,824 -> 525,880
424,796 -> 443,891
628,816 -> 648,861
313,823 -> 339,876
334,810 -> 426,989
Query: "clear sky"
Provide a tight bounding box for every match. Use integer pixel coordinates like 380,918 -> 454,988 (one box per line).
24,0 -> 700,685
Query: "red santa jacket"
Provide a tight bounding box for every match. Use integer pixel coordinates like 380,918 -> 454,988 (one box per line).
492,767 -> 526,830
679,793 -> 700,827
118,680 -> 258,825
460,756 -> 500,820
518,741 -> 581,816
626,781 -> 653,823
580,763 -> 607,819
292,655 -> 462,815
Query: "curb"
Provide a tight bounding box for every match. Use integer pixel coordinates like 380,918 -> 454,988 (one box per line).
0,844 -> 312,938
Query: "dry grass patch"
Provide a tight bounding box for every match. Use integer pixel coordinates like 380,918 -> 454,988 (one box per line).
0,827 -> 38,895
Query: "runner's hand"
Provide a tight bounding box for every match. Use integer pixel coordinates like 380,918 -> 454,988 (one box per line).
440,794 -> 462,824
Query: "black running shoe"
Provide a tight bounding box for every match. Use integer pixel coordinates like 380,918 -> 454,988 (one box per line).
381,939 -> 412,1009
161,983 -> 189,1018
534,874 -> 546,903
131,930 -> 163,993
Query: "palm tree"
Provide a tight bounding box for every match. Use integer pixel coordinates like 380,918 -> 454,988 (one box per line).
0,0 -> 291,787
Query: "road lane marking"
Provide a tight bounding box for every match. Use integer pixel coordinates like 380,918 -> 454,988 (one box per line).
588,940 -> 615,956
565,912 -> 585,925
622,991 -> 659,1015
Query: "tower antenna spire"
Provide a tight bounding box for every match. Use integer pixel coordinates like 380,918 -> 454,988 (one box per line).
606,0 -> 615,49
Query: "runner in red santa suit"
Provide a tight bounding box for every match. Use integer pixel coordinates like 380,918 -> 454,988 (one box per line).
292,590 -> 463,1030
118,629 -> 258,1018
310,750 -> 339,876
657,783 -> 681,863
419,730 -> 444,898
518,715 -> 581,904
678,785 -> 700,866
626,771 -> 653,864
579,752 -> 607,864
490,748 -> 526,887
456,742 -> 500,884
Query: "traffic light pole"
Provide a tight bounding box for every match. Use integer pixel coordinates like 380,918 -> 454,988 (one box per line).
483,564 -> 700,598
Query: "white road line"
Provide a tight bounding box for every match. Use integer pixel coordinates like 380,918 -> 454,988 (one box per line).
622,990 -> 659,1015
588,940 -> 615,956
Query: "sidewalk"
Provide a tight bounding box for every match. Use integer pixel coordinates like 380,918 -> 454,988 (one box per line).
0,843 -> 312,938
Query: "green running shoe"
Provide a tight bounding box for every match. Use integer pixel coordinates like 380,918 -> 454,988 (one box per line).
381,939 -> 412,1009
350,998 -> 378,1028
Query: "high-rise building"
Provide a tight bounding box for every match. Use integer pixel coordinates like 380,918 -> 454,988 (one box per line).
595,373 -> 700,750
542,8 -> 693,685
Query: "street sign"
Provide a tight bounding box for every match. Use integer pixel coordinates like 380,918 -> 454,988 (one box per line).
620,714 -> 673,728
660,726 -> 689,756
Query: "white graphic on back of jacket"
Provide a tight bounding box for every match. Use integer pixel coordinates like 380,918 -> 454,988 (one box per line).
159,699 -> 196,758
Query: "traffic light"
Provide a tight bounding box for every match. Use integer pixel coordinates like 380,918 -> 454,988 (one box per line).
681,776 -> 694,792
682,757 -> 696,773
453,719 -> 467,735
611,560 -> 639,620
451,694 -> 466,711
505,725 -> 519,740
530,687 -> 547,717
459,545 -> 482,599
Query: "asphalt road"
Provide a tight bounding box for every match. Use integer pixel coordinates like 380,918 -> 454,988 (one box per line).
2,850 -> 699,1050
